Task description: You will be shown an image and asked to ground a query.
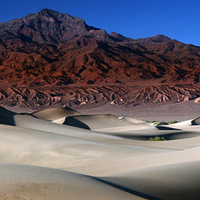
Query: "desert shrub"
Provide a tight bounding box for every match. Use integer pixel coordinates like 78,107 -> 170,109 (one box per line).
168,120 -> 178,124
148,120 -> 179,125
147,121 -> 159,125
149,136 -> 166,141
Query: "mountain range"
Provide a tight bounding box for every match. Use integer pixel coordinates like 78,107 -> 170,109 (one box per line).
1,9 -> 200,109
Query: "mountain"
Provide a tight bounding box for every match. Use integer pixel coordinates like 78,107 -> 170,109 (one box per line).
1,9 -> 200,109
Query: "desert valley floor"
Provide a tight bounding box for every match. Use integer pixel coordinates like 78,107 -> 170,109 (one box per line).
0,104 -> 200,199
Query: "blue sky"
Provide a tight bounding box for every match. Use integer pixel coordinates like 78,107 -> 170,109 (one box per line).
0,0 -> 200,46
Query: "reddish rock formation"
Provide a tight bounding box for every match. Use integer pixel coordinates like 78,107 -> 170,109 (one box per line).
1,9 -> 200,109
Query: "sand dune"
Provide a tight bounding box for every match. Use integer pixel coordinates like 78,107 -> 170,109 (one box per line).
0,106 -> 200,199
32,106 -> 81,121
102,161 -> 200,200
0,164 -> 138,200
63,114 -> 146,130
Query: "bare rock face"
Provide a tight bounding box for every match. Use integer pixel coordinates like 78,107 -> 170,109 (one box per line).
0,9 -> 95,45
1,9 -> 200,109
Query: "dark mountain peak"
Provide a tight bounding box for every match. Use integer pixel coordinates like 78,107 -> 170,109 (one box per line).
0,9 -> 98,45
38,8 -> 59,15
135,34 -> 172,46
17,8 -> 86,28
151,34 -> 172,42
143,34 -> 172,44
36,8 -> 84,23
109,32 -> 129,41
36,9 -> 61,19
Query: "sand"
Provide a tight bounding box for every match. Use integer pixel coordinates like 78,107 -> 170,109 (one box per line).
0,105 -> 200,199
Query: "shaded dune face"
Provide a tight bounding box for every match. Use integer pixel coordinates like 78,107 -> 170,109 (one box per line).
64,116 -> 91,130
0,106 -> 200,199
0,107 -> 16,125
191,116 -> 200,125
102,161 -> 200,200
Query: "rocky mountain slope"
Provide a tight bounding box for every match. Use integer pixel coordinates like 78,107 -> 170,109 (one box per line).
1,9 -> 200,109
